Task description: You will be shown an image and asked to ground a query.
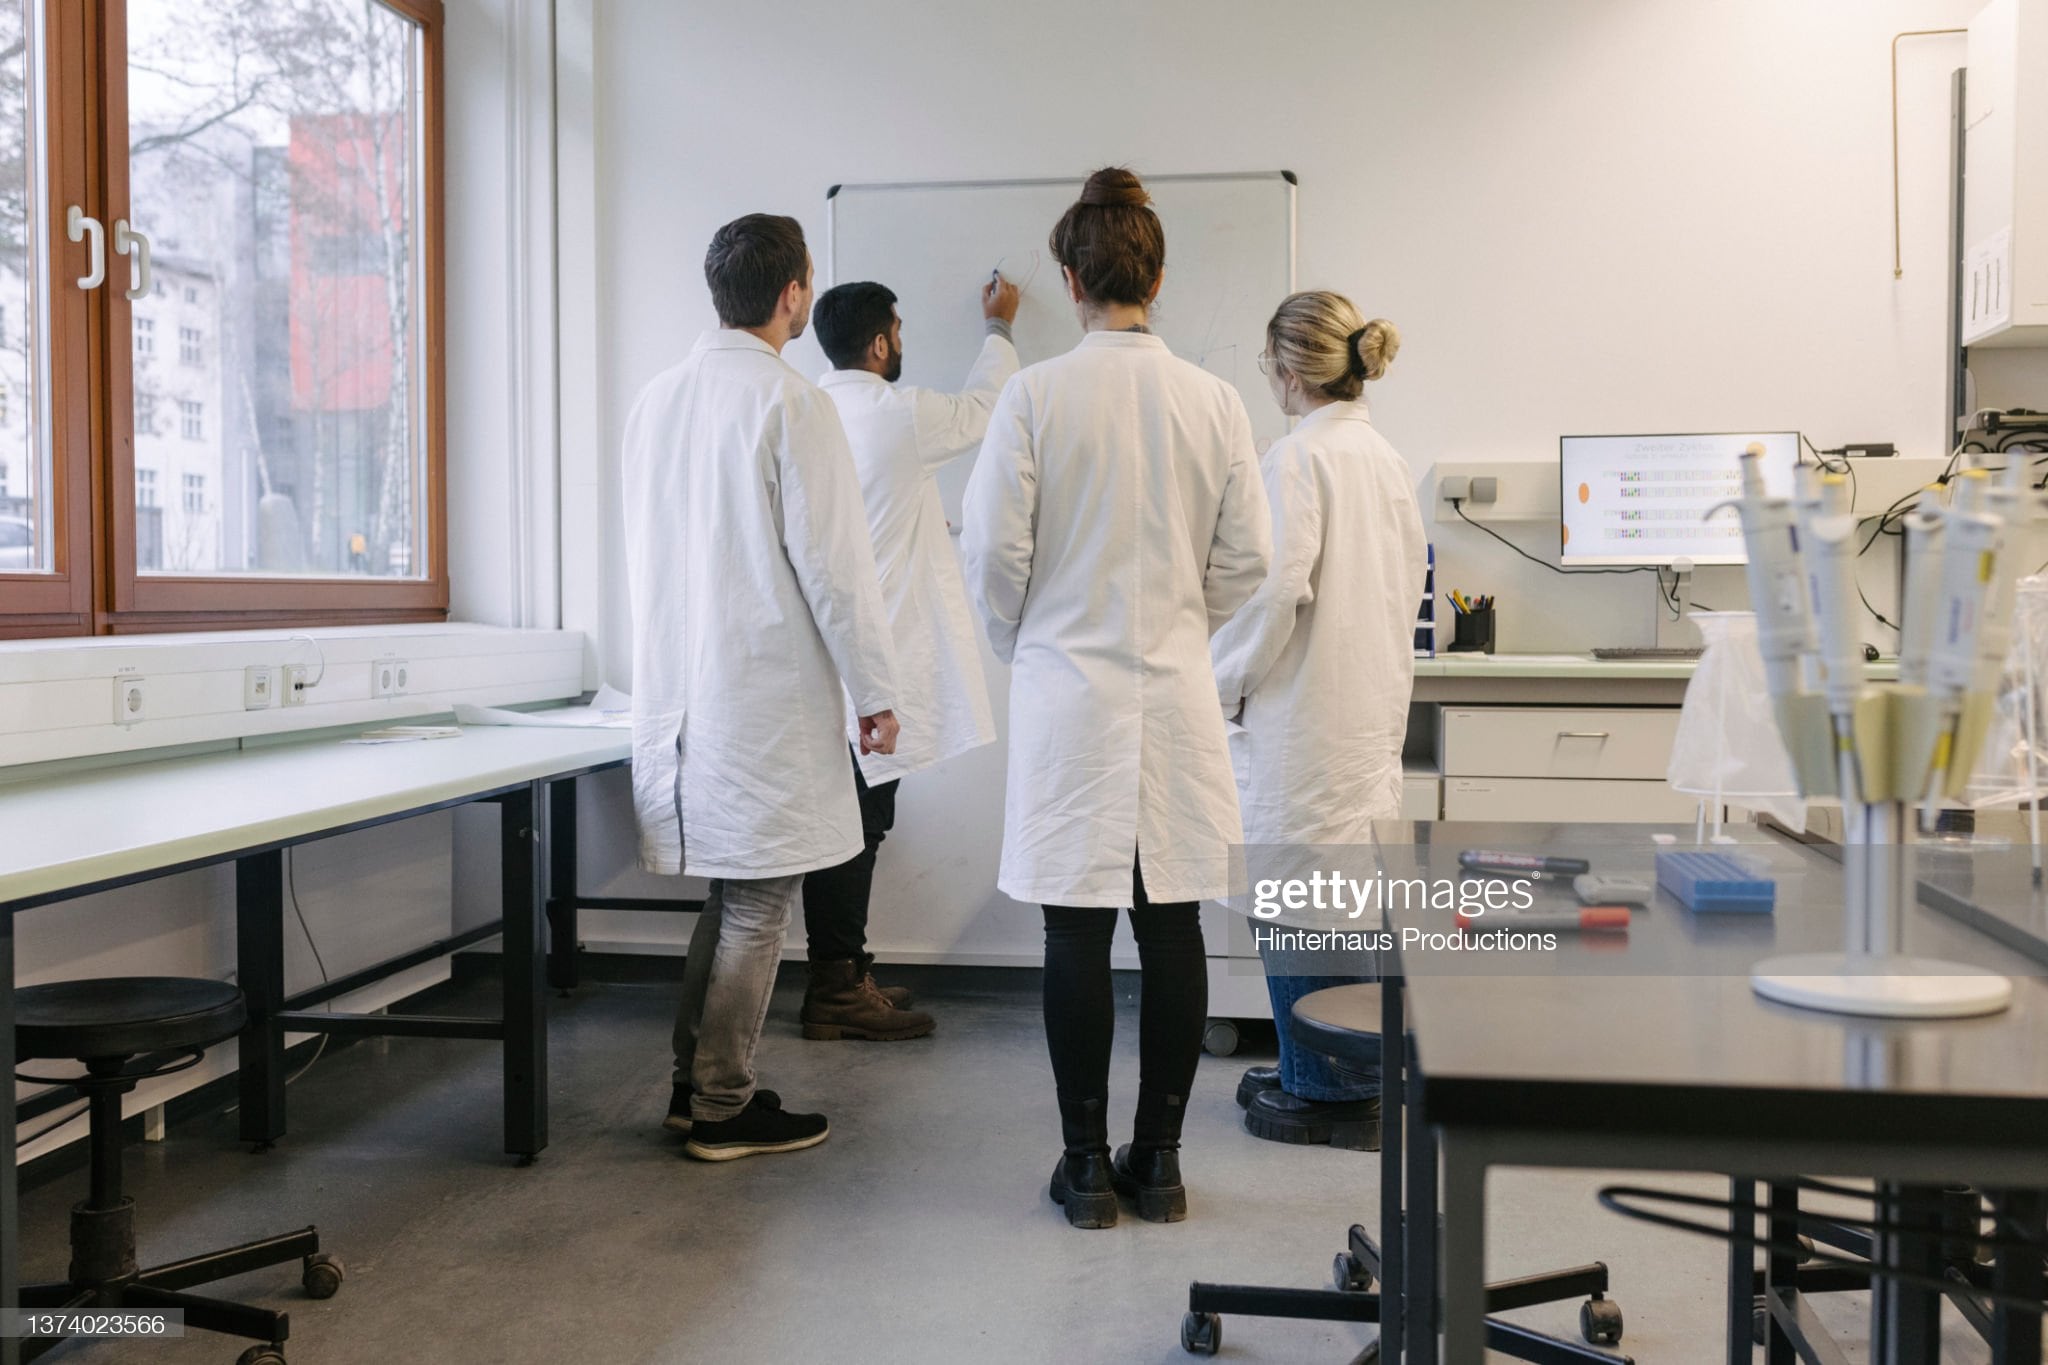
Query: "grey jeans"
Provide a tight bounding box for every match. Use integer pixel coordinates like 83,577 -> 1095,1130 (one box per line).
672,874 -> 801,1122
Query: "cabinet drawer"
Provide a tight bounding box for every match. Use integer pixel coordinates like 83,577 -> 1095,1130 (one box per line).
1440,707 -> 1679,780
1443,777 -> 1699,823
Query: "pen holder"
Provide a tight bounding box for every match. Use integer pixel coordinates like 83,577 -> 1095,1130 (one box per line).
1448,605 -> 1496,654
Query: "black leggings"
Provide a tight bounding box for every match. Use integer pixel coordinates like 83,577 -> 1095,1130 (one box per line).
1042,866 -> 1208,1104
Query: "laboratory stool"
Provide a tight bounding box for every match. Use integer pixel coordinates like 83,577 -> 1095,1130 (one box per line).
1181,983 -> 1626,1362
13,977 -> 343,1365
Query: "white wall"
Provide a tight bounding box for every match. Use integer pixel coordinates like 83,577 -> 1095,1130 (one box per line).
581,0 -> 2048,960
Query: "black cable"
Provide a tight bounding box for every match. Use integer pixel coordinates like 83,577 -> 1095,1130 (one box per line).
1598,1184 -> 2048,1310
282,848 -> 331,1088
1450,500 -> 1654,577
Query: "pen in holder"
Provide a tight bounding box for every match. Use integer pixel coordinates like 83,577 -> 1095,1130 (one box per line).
1447,593 -> 1496,654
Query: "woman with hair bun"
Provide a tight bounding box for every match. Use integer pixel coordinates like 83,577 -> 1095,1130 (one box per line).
962,168 -> 1271,1230
1212,290 -> 1426,1151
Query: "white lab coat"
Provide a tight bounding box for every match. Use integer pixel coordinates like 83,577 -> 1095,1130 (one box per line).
1211,400 -> 1427,845
961,331 -> 1271,907
819,332 -> 1019,783
622,330 -> 898,879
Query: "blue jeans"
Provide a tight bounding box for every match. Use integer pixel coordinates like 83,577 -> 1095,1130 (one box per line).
1260,943 -> 1379,1103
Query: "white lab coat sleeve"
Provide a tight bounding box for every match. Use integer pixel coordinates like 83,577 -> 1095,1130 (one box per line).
1204,396 -> 1273,632
959,375 -> 1035,665
776,389 -> 899,717
907,334 -> 1020,470
1211,445 -> 1322,708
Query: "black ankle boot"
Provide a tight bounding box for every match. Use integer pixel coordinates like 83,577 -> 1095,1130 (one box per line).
1049,1095 -> 1117,1229
1114,1088 -> 1189,1223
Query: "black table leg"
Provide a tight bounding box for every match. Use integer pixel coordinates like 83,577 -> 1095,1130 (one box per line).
1873,1183 -> 1942,1365
1405,1042 -> 1439,1365
235,851 -> 287,1148
1765,1182 -> 1800,1365
546,775 -> 579,994
502,781 -> 548,1162
1728,1179 -> 1756,1365
1988,1189 -> 2045,1365
3,906 -> 18,1365
1382,973 -> 1406,1365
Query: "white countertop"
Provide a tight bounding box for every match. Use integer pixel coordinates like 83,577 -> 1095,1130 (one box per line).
0,725 -> 631,908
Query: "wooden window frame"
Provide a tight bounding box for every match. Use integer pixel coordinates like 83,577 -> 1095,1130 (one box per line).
0,0 -> 449,639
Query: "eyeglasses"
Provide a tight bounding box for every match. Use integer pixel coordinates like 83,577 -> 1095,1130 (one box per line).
1256,352 -> 1274,376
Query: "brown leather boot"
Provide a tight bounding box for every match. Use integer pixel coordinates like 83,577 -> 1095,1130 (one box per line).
859,951 -> 914,1009
801,958 -> 936,1041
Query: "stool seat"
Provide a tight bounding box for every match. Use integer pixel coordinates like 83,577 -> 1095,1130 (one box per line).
1291,984 -> 1383,1070
16,976 -> 247,1062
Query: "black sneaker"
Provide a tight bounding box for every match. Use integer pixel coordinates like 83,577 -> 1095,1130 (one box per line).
684,1093 -> 828,1161
664,1082 -> 781,1135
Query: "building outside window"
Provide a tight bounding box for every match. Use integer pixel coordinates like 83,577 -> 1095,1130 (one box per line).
135,316 -> 154,356
178,399 -> 202,441
136,468 -> 158,507
178,325 -> 202,366
182,472 -> 205,513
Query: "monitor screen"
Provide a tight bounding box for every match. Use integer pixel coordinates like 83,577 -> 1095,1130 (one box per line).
1558,432 -> 1800,566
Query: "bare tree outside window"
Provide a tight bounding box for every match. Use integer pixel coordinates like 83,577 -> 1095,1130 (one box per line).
127,0 -> 427,581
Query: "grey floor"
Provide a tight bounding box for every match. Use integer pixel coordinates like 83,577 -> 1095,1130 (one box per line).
16,966 -> 1983,1364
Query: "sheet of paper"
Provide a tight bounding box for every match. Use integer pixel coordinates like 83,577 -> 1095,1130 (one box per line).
453,684 -> 632,730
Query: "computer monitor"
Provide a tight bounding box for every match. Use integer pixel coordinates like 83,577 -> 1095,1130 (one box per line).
1559,431 -> 1800,567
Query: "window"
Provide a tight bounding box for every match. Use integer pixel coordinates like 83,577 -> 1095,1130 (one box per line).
1,0 -> 447,637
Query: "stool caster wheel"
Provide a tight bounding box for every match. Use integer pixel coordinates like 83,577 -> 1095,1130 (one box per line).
237,1347 -> 287,1365
1333,1250 -> 1374,1293
1201,1019 -> 1240,1057
1753,1299 -> 1769,1345
303,1251 -> 344,1299
1181,1310 -> 1222,1355
1580,1296 -> 1624,1346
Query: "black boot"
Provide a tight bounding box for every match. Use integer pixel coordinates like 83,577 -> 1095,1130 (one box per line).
1235,1064 -> 1282,1109
1114,1088 -> 1189,1223
1049,1095 -> 1117,1229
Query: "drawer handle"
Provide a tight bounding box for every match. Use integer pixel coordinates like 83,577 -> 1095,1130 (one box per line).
1557,730 -> 1611,740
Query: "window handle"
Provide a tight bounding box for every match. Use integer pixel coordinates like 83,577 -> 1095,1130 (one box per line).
66,206 -> 104,290
114,219 -> 153,301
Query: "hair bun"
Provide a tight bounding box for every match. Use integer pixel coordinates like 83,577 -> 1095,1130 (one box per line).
1079,167 -> 1151,209
1353,318 -> 1401,381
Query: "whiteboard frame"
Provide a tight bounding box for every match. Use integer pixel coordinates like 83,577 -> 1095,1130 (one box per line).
824,170 -> 1298,293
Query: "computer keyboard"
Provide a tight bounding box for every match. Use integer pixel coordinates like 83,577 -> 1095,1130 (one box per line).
1590,646 -> 1704,661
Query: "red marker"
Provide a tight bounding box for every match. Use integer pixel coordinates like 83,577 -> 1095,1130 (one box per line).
1458,907 -> 1631,933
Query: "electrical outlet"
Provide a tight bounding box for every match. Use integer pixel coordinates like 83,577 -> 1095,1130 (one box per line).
371,658 -> 410,699
113,675 -> 148,725
1470,476 -> 1499,503
244,665 -> 276,710
282,664 -> 309,706
1440,475 -> 1472,502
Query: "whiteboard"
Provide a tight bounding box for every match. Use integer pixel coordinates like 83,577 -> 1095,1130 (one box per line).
826,172 -> 1297,519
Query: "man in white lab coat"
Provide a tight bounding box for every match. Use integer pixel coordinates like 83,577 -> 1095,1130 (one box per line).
622,213 -> 900,1161
796,277 -> 1020,1041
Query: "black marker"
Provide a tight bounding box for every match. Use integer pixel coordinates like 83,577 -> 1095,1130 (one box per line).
1457,850 -> 1591,879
